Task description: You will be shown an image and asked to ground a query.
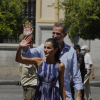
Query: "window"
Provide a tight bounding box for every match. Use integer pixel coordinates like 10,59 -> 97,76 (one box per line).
0,0 -> 36,44
22,0 -> 36,43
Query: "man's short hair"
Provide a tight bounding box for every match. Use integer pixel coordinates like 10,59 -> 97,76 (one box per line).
54,22 -> 67,34
74,44 -> 81,52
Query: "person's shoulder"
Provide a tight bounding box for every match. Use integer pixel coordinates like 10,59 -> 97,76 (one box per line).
78,53 -> 84,61
58,62 -> 65,69
64,43 -> 71,48
58,62 -> 65,73
64,43 -> 75,51
85,53 -> 91,57
78,53 -> 84,57
38,43 -> 44,47
41,43 -> 44,46
36,43 -> 44,50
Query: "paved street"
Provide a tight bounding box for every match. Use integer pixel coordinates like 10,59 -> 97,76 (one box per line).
0,85 -> 23,100
89,86 -> 100,100
75,86 -> 100,100
0,85 -> 100,100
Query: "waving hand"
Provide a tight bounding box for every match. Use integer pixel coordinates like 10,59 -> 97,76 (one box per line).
19,36 -> 32,47
23,21 -> 34,36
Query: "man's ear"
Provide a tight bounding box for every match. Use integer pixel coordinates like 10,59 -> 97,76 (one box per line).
64,32 -> 67,37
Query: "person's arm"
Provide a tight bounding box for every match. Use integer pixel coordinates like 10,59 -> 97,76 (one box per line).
15,37 -> 42,67
70,50 -> 83,100
21,41 -> 44,58
76,90 -> 82,100
22,21 -> 34,52
88,54 -> 95,79
23,47 -> 28,52
21,21 -> 44,58
22,46 -> 38,58
15,46 -> 42,67
90,64 -> 95,79
59,63 -> 66,100
78,63 -> 80,67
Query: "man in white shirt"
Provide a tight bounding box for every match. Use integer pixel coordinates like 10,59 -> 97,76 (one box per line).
81,45 -> 95,100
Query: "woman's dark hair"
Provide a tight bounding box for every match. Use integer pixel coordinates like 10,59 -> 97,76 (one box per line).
45,38 -> 61,63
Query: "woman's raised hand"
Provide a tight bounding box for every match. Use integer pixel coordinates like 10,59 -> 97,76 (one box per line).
19,36 -> 32,47
23,21 -> 34,36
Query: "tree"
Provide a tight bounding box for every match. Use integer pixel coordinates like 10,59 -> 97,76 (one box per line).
0,0 -> 28,39
49,0 -> 100,40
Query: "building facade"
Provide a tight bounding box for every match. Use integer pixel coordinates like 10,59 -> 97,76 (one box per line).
0,0 -> 100,81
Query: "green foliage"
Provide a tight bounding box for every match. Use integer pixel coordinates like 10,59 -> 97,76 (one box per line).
0,0 -> 28,38
49,0 -> 100,40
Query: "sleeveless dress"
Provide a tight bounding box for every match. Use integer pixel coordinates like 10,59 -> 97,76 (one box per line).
33,60 -> 60,100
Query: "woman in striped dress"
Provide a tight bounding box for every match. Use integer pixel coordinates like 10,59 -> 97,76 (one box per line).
15,37 -> 66,100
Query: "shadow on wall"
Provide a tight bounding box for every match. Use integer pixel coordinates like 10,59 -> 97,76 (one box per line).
69,36 -> 90,52
69,36 -> 79,46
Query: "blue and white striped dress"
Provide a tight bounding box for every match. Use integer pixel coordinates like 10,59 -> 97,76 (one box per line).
33,60 -> 60,100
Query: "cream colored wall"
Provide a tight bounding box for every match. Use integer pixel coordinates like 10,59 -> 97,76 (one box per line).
59,8 -> 65,20
36,0 -> 64,23
41,0 -> 54,19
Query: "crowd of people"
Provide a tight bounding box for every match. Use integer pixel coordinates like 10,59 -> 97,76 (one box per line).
15,21 -> 95,100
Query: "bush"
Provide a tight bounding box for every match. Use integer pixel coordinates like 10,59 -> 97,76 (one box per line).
49,0 -> 100,40
0,0 -> 28,38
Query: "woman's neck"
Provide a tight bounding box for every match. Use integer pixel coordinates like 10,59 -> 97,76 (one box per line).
45,57 -> 56,64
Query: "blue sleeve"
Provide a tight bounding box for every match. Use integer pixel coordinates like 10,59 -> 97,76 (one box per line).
70,50 -> 83,90
21,44 -> 44,58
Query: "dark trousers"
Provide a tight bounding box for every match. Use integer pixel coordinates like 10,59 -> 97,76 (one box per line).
70,75 -> 85,100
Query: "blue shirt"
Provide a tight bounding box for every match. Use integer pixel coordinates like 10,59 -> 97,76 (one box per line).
22,43 -> 83,100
